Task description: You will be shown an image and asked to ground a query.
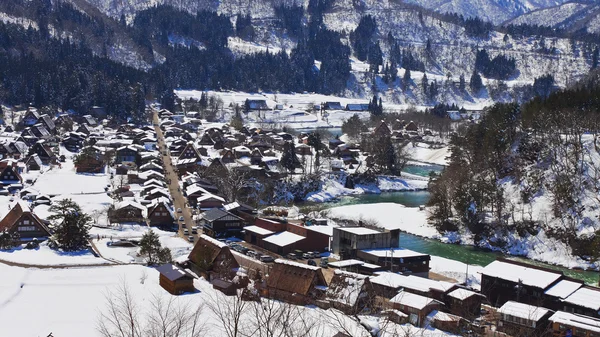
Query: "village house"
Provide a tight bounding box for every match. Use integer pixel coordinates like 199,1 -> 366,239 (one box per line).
497,301 -> 553,336
115,145 -> 141,165
223,201 -> 257,223
21,109 -> 40,127
548,311 -> 600,337
187,235 -> 240,281
332,226 -> 400,259
37,114 -> 56,134
243,225 -> 274,246
445,288 -> 485,320
29,141 -> 55,164
388,291 -> 443,327
266,259 -> 328,305
0,201 -> 51,241
542,278 -> 584,311
25,154 -> 42,171
561,286 -> 600,319
156,263 -> 195,295
369,272 -> 455,302
199,208 -> 244,238
146,201 -> 175,227
0,164 -> 23,185
326,270 -> 374,314
357,248 -> 431,276
480,259 -> 564,307
108,200 -> 145,223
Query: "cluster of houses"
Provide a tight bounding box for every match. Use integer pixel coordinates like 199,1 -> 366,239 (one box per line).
163,235 -> 600,336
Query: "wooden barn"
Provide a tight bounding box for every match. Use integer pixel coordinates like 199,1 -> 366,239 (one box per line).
156,263 -> 195,295
188,235 -> 239,281
266,259 -> 328,305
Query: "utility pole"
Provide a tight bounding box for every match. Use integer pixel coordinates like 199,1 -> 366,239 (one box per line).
465,258 -> 469,286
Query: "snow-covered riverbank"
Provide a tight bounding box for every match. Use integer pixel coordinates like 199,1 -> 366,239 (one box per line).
327,202 -> 599,273
306,175 -> 428,203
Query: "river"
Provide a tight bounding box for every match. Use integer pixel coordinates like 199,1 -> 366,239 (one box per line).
319,191 -> 600,285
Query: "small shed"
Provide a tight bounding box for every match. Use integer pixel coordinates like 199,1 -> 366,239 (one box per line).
156,263 -> 196,295
212,278 -> 237,296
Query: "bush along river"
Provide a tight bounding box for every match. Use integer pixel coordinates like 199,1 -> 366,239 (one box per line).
319,190 -> 600,286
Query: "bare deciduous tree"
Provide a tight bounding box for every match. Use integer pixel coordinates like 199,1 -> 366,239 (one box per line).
97,280 -> 205,337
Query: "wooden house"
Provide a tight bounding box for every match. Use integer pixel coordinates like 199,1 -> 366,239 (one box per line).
29,141 -> 55,164
250,148 -> 263,165
373,121 -> 391,137
25,154 -> 42,171
389,291 -> 443,327
480,259 -> 564,307
220,149 -> 235,164
497,301 -> 552,336
326,270 -> 374,314
37,114 -> 56,134
267,259 -> 328,305
74,148 -> 105,173
548,311 -> 600,337
188,235 -> 239,280
115,146 -> 141,165
108,201 -> 145,223
405,121 -> 418,131
21,109 -> 40,127
76,124 -> 92,135
561,286 -> 600,318
446,288 -> 485,320
177,142 -> 202,162
200,208 -> 244,238
0,201 -> 51,240
156,263 -> 195,295
0,165 -> 22,185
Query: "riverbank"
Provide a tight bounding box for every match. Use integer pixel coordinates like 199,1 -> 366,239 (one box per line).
305,174 -> 428,203
326,202 -> 600,281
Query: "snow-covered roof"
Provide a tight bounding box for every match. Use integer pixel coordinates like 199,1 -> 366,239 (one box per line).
337,226 -> 381,235
263,231 -> 305,247
199,234 -> 228,249
548,311 -> 600,333
274,258 -> 320,271
498,301 -> 551,322
447,288 -> 480,301
115,200 -> 145,211
427,310 -> 461,322
480,260 -> 562,289
371,273 -> 455,293
328,259 -> 365,268
563,287 -> 600,311
360,248 -> 429,259
389,291 -> 442,310
196,193 -> 225,202
305,225 -> 334,237
544,280 -> 582,299
243,225 -> 274,236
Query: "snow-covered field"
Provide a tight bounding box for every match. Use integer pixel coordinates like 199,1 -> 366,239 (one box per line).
0,263 -> 457,337
328,202 -> 438,238
0,241 -> 109,266
405,143 -> 450,166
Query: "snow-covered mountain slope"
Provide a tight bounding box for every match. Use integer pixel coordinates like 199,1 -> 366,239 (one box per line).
404,0 -> 570,25
506,2 -> 600,34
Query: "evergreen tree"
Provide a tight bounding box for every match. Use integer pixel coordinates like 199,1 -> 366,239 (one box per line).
459,74 -> 466,91
470,71 -> 484,93
421,74 -> 428,95
403,68 -> 412,86
368,94 -> 383,117
390,60 -> 398,82
139,230 -> 172,265
231,108 -> 244,130
281,141 -> 298,173
307,132 -> 322,172
48,199 -> 91,251
0,230 -> 19,249
593,47 -> 599,69
368,42 -> 383,73
351,15 -> 377,61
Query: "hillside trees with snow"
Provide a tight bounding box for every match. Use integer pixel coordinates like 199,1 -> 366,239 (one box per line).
429,79 -> 600,260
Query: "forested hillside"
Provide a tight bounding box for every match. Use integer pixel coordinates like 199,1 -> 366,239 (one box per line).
0,0 -> 598,115
427,71 -> 600,268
